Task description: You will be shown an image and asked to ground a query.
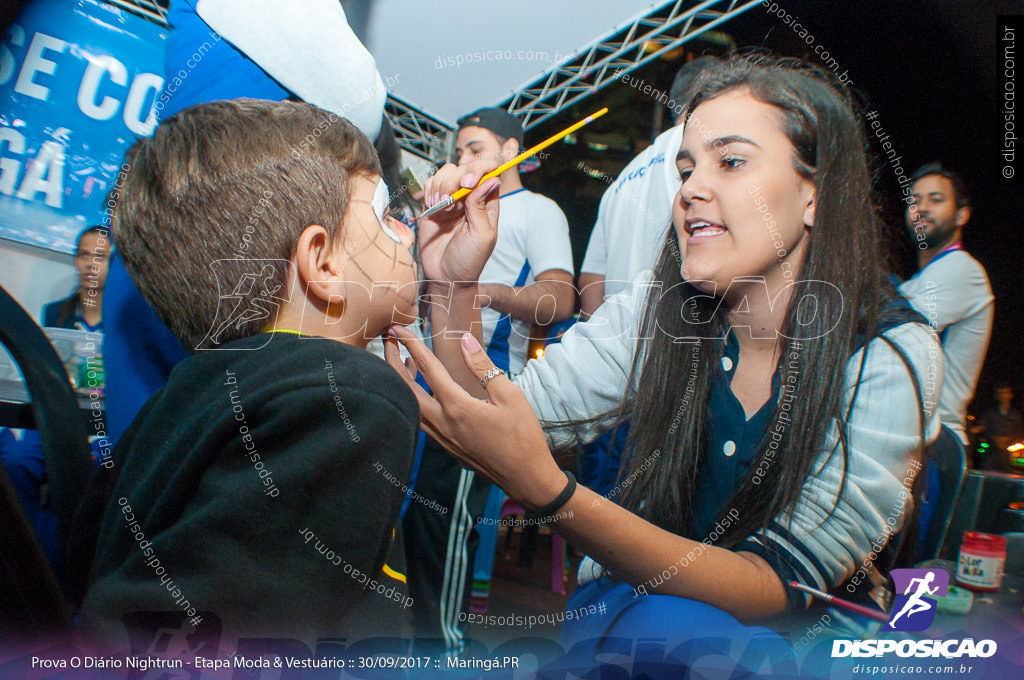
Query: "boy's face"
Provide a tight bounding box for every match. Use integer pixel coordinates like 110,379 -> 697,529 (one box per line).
339,175 -> 418,335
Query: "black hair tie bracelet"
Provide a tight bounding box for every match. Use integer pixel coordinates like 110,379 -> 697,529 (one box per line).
524,471 -> 577,523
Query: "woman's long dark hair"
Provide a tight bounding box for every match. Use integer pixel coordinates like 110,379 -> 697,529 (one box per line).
616,53 -> 923,545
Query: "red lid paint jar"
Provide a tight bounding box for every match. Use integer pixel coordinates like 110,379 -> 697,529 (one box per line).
956,532 -> 1006,592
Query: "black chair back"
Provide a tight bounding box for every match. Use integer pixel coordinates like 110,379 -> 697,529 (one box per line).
0,465 -> 69,634
921,426 -> 968,560
0,284 -> 94,631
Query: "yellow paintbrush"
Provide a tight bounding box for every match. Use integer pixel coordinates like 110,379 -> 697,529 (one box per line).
414,107 -> 609,221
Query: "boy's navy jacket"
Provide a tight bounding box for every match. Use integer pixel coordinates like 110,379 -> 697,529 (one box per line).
71,332 -> 418,646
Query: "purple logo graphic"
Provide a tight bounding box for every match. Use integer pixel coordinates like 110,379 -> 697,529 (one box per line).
885,568 -> 948,631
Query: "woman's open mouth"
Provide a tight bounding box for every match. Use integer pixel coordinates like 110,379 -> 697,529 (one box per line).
685,218 -> 728,244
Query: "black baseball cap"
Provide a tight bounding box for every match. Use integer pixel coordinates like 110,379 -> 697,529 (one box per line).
456,108 -> 524,147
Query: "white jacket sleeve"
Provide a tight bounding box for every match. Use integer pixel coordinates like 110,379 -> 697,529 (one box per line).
737,322 -> 943,611
196,0 -> 387,140
514,275 -> 652,449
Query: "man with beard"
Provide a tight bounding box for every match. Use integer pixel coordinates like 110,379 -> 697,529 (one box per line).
900,162 -> 993,450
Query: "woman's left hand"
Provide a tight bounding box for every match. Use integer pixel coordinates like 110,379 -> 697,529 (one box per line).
383,325 -> 567,510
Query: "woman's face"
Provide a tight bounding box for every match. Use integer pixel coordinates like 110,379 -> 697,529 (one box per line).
672,88 -> 816,298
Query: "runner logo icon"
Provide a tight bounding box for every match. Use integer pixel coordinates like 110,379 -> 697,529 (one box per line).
885,568 -> 948,632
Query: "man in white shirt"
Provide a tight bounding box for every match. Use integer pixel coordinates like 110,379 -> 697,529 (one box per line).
403,108 -> 574,655
453,108 -> 576,374
579,57 -> 720,318
899,162 -> 994,446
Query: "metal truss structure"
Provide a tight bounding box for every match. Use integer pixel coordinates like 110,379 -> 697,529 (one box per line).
101,0 -> 757,158
383,94 -> 454,162
504,0 -> 762,131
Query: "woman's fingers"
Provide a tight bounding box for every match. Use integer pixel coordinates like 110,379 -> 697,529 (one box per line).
383,335 -> 415,383
423,162 -> 501,210
459,332 -> 515,401
388,325 -> 468,405
463,177 -> 501,240
384,333 -> 443,418
423,163 -> 452,207
423,163 -> 466,207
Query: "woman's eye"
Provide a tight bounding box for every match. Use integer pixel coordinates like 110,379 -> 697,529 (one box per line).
721,157 -> 745,170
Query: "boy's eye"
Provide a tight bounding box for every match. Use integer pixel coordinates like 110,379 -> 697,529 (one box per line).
678,168 -> 693,183
370,178 -> 402,243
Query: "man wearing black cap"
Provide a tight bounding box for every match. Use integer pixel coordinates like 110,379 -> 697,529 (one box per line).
453,107 -> 575,373
402,107 -> 574,655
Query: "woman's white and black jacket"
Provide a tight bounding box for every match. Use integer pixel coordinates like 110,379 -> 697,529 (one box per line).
514,275 -> 943,613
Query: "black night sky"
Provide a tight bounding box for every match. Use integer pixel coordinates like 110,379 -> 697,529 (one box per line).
525,0 -> 1024,419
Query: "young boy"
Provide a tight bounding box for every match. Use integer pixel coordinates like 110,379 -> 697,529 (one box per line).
72,99 -> 421,648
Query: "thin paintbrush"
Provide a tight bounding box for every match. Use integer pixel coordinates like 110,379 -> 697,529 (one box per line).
414,107 -> 609,221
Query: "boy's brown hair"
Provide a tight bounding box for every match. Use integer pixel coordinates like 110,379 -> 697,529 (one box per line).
113,98 -> 381,351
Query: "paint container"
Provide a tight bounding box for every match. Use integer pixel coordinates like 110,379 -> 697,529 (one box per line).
955,532 -> 1006,592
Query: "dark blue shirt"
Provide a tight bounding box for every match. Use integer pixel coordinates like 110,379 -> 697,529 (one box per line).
694,331 -> 785,537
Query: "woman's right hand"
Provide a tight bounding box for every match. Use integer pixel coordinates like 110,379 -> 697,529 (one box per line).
418,163 -> 500,287
384,324 -> 568,511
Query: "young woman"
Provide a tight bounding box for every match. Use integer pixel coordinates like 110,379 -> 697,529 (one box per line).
385,53 -> 941,662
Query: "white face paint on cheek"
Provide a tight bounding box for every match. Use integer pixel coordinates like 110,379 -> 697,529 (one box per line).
371,178 -> 402,243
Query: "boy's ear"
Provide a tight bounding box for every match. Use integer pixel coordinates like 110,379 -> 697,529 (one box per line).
294,224 -> 346,303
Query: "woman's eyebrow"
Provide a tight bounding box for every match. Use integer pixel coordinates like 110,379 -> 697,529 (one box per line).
709,135 -> 759,149
676,135 -> 760,163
